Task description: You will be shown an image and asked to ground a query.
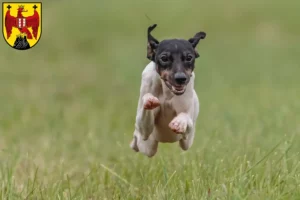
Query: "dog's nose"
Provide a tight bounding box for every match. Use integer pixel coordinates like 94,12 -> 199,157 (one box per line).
174,72 -> 187,84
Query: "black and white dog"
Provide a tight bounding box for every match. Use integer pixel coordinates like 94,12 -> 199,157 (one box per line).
130,24 -> 206,157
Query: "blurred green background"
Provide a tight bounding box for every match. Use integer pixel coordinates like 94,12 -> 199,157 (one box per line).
1,0 -> 300,199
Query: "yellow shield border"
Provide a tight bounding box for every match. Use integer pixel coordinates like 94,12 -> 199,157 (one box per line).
2,2 -> 42,50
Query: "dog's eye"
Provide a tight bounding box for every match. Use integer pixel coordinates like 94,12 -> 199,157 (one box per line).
160,55 -> 169,63
186,55 -> 193,62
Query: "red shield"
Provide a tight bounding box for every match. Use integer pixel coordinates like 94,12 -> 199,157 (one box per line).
16,18 -> 26,28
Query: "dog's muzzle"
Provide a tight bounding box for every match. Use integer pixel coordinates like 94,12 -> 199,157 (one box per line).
163,80 -> 186,95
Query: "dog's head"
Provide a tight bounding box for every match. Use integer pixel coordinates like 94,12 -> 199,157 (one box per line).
147,24 -> 206,95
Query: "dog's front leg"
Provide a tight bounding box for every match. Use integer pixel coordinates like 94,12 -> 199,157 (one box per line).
136,93 -> 160,140
169,113 -> 195,150
130,93 -> 160,157
130,64 -> 161,156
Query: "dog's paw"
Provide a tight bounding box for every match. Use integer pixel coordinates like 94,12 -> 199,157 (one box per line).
169,118 -> 187,134
143,96 -> 160,110
130,136 -> 139,152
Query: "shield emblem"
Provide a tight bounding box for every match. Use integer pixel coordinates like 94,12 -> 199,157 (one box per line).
16,18 -> 26,28
2,2 -> 42,50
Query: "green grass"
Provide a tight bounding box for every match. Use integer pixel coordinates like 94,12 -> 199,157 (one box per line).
1,0 -> 300,199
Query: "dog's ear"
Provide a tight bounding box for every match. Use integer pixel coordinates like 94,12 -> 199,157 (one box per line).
147,24 -> 159,61
188,32 -> 206,58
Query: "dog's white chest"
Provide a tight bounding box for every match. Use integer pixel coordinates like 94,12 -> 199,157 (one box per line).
153,97 -> 183,143
156,98 -> 175,121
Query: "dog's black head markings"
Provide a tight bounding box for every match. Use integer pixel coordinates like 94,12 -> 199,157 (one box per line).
147,24 -> 206,95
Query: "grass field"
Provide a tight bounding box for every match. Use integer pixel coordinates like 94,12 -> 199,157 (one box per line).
1,0 -> 300,199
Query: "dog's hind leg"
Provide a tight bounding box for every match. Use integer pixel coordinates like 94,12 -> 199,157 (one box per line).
136,132 -> 158,157
130,134 -> 139,152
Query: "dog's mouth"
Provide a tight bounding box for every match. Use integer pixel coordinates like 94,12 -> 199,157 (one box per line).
164,81 -> 186,95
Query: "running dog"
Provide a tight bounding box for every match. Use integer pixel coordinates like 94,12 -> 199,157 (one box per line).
130,24 -> 206,157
